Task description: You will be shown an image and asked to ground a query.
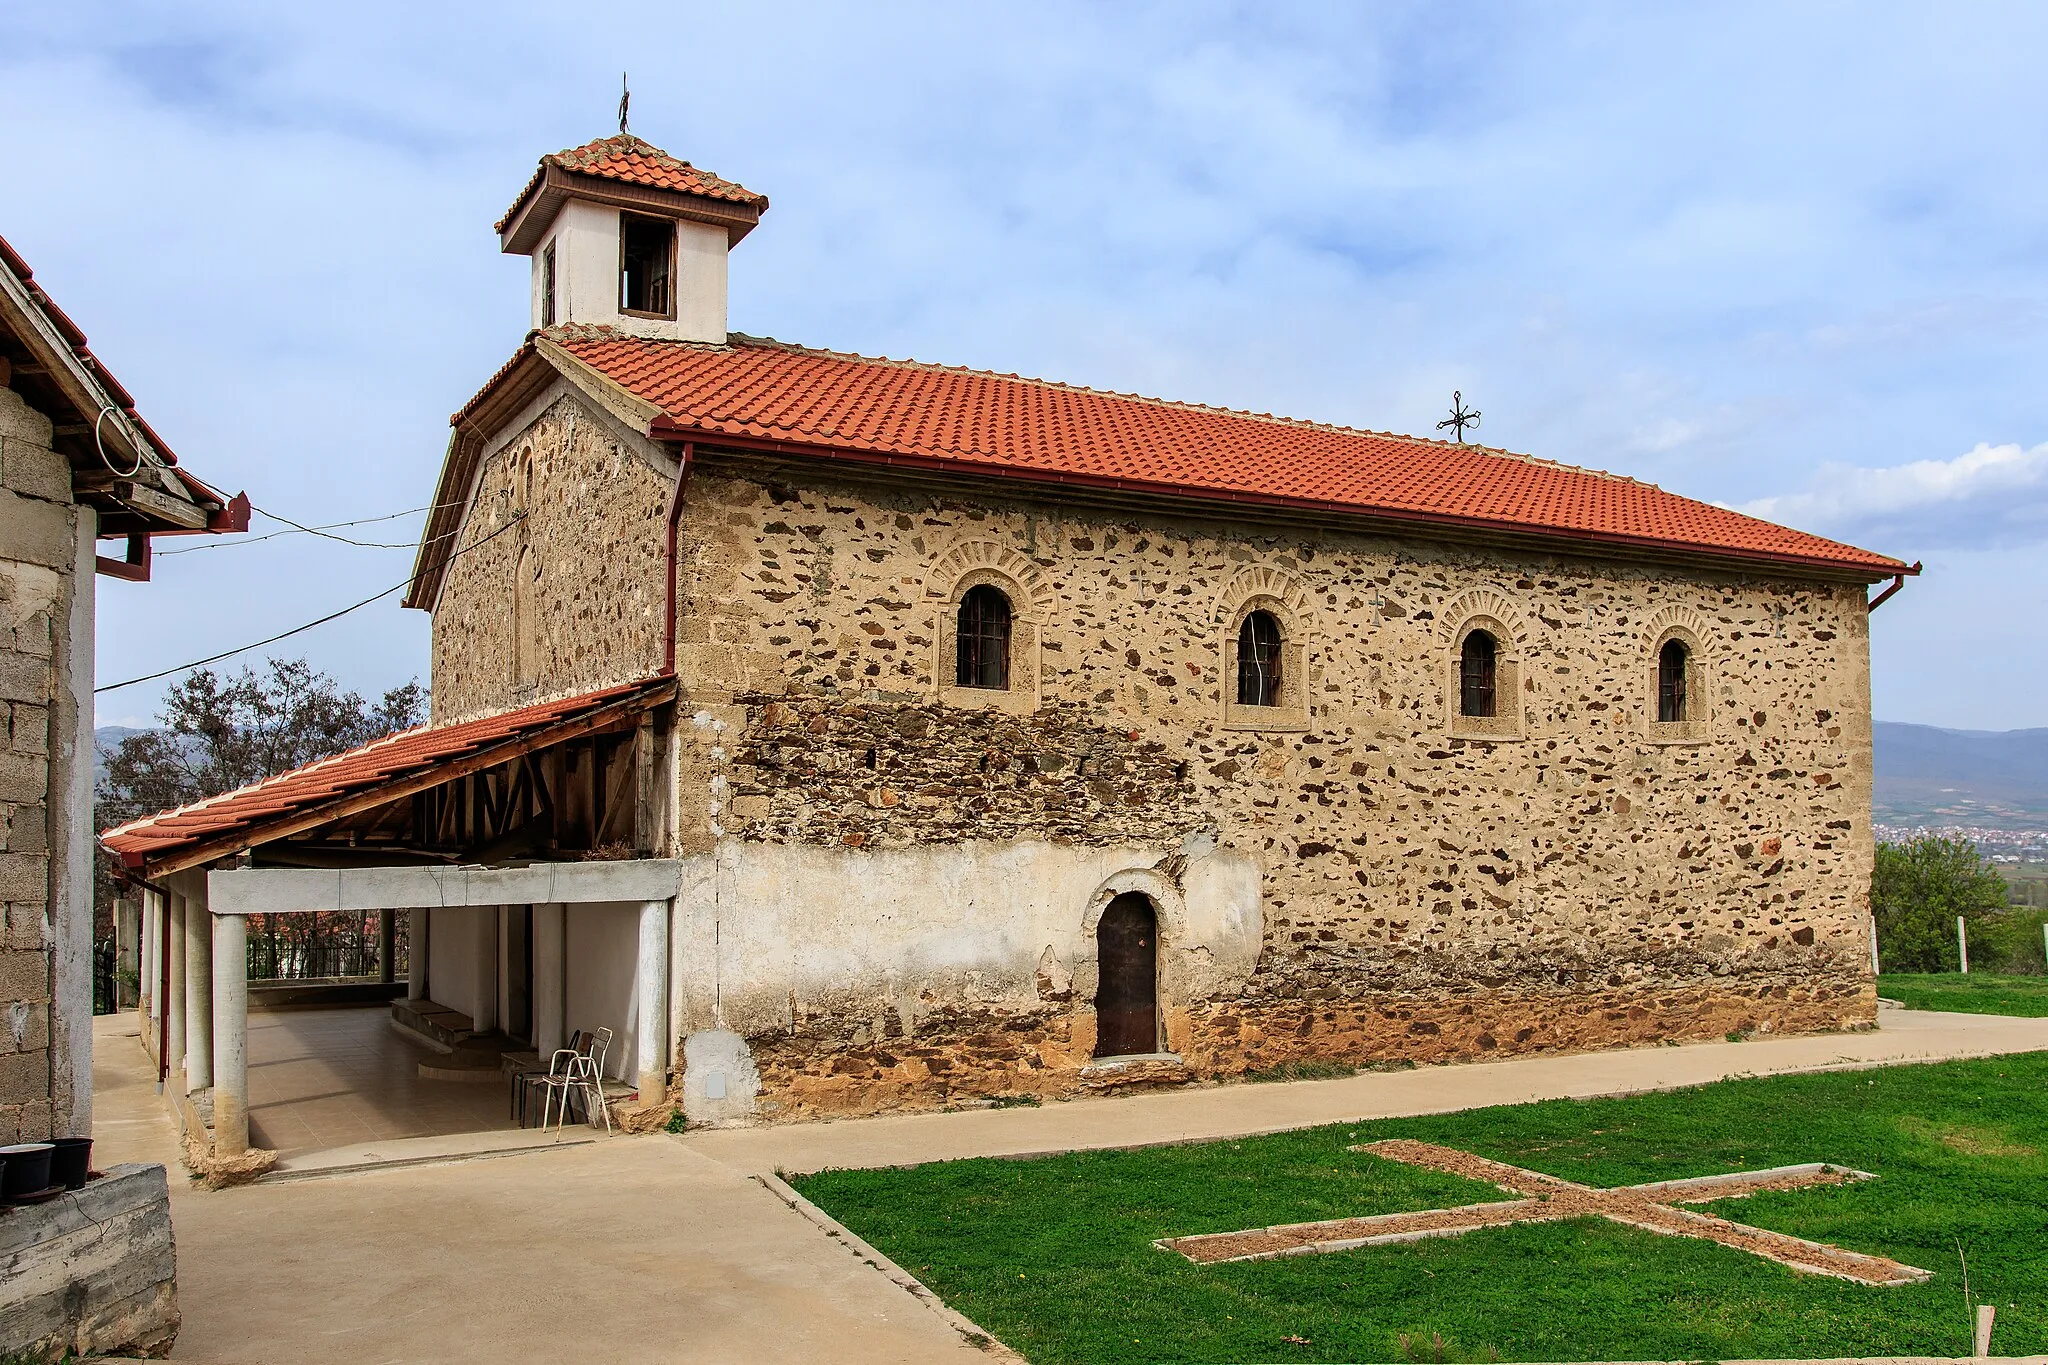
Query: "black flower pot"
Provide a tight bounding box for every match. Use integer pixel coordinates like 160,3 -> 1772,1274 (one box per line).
51,1136 -> 92,1190
0,1142 -> 53,1200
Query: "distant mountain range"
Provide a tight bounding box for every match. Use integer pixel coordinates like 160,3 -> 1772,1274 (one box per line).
92,726 -> 146,789
1873,721 -> 2048,831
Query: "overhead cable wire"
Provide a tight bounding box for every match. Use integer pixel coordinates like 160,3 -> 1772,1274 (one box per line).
95,512 -> 527,694
247,502 -> 431,549
155,499 -> 469,555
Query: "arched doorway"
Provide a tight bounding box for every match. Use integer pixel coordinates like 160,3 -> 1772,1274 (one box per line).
1093,892 -> 1159,1057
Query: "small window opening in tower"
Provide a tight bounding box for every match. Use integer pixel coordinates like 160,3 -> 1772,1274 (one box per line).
540,241 -> 557,327
1460,630 -> 1498,718
1658,638 -> 1689,723
620,213 -> 675,317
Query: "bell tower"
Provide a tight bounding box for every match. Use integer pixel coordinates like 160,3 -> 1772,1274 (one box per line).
495,135 -> 768,344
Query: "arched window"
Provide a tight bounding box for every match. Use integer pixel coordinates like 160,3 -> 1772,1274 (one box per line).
955,585 -> 1012,689
1236,610 -> 1284,707
1658,638 -> 1689,723
1459,630 -> 1498,718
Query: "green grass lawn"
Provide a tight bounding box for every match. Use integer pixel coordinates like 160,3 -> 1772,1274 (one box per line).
1881,972 -> 2048,1017
795,1055 -> 2048,1363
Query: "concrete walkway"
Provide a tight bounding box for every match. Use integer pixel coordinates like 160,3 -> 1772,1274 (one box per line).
89,1008 -> 2048,1363
90,1014 -> 985,1364
682,1007 -> 2048,1176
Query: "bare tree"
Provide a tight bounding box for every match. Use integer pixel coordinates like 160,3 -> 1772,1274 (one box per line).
97,658 -> 427,985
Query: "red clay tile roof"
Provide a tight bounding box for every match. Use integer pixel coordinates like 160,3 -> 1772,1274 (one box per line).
535,330 -> 1906,577
100,677 -> 674,875
496,135 -> 768,234
2,233 -> 184,471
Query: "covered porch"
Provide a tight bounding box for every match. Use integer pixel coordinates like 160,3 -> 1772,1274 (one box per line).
100,677 -> 682,1175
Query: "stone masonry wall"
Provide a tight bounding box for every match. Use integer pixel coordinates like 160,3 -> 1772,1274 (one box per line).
429,392 -> 668,723
669,459 -> 1879,1114
0,385 -> 74,1143
427,389 -> 1881,1120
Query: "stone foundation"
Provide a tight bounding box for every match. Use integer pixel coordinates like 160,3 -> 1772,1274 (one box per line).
0,1163 -> 179,1359
745,973 -> 1874,1121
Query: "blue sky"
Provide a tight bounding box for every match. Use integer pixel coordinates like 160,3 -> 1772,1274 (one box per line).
5,3 -> 2045,729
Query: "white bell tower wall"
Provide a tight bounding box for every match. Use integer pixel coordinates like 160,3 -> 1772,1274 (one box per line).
529,200 -> 728,345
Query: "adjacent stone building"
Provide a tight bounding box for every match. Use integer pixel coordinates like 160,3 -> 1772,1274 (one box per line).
394,136 -> 1915,1120
0,235 -> 244,1143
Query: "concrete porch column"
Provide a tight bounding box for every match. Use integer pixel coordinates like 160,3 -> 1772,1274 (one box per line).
115,897 -> 139,1008
532,903 -> 565,1057
184,895 -> 213,1092
138,888 -> 157,1022
407,908 -> 428,1000
211,912 -> 249,1157
635,898 -> 671,1103
472,907 -> 498,1034
166,894 -> 187,1086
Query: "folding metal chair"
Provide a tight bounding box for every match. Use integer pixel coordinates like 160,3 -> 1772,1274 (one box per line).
540,1026 -> 614,1137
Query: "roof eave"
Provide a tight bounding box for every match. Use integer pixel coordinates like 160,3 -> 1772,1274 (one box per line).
646,417 -> 1912,584
0,237 -> 244,539
406,339 -> 616,612
498,165 -> 763,256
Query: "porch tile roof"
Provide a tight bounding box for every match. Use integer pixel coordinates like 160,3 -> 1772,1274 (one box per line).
100,677 -> 673,873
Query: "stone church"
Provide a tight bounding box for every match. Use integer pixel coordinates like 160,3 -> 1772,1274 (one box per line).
106,134 -> 1915,1133
413,131 -> 1914,1119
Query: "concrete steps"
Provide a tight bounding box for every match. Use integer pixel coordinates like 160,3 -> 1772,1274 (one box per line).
390,999 -> 476,1050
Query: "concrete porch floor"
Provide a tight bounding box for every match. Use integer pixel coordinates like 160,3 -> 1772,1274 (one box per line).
88,1012 -> 988,1364
235,1004 -> 521,1155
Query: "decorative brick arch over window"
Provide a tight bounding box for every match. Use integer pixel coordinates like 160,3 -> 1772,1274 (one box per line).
1442,588 -> 1527,740
926,539 -> 1054,714
1216,566 -> 1311,732
1643,605 -> 1714,743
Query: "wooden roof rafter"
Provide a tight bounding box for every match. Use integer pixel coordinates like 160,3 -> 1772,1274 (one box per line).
101,677 -> 677,881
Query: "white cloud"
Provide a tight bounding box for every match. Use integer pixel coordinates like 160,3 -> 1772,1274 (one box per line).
9,1 -> 2048,727
1738,441 -> 2048,553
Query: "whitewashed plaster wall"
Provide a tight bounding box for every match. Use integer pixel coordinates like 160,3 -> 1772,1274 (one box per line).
565,901 -> 641,1082
427,906 -> 484,1026
667,836 -> 1262,1046
529,200 -> 728,343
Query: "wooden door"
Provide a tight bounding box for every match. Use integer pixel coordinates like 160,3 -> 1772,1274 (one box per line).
1094,893 -> 1159,1058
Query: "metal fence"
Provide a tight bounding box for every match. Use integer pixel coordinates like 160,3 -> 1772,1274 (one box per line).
245,911 -> 408,982
92,911 -> 410,1011
93,938 -> 118,1015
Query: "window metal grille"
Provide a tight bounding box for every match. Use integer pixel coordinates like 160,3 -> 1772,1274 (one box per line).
1658,639 -> 1689,723
955,585 -> 1012,689
1236,610 -> 1284,707
1460,630 -> 1498,718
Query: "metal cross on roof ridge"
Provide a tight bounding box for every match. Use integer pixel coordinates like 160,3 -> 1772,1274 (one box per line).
1157,1138 -> 1930,1286
618,72 -> 631,135
1436,391 -> 1481,443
